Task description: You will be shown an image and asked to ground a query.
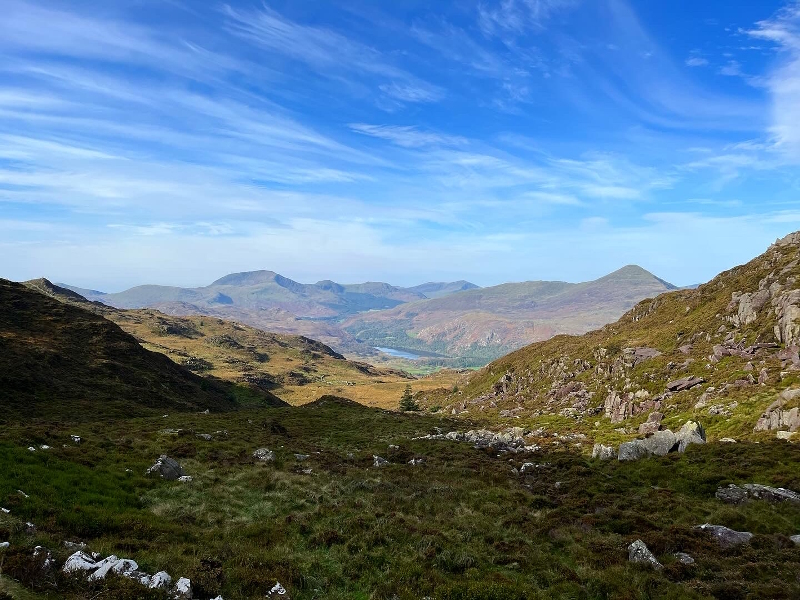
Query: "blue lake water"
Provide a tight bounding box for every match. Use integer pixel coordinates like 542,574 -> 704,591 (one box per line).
374,347 -> 422,360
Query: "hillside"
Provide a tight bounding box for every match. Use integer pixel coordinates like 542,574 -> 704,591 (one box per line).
24,279 -> 455,407
406,280 -> 480,299
345,265 -> 676,366
0,279 -> 284,422
429,232 -> 800,444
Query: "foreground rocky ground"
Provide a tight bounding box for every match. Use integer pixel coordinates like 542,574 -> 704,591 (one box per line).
1,397 -> 800,599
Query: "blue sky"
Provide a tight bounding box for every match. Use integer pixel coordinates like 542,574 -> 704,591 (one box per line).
2,0 -> 800,290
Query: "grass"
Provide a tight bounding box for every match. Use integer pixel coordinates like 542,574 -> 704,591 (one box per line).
1,399 -> 799,599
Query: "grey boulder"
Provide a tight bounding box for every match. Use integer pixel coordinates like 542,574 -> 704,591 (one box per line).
675,421 -> 706,452
716,483 -> 800,505
628,539 -> 662,569
592,443 -> 615,460
695,524 -> 753,548
145,456 -> 185,481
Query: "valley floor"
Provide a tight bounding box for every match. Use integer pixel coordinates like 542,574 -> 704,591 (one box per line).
1,399 -> 799,599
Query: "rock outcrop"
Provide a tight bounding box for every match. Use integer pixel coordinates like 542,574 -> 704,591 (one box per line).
715,483 -> 800,504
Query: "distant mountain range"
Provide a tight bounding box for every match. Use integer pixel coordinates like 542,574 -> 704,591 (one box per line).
60,266 -> 676,366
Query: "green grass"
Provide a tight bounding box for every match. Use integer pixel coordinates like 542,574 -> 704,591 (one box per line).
1,399 -> 799,599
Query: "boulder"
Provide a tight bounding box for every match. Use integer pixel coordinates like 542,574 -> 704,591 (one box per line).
791,534 -> 800,546
88,555 -> 139,581
716,483 -> 800,504
627,539 -> 662,569
63,551 -> 97,573
666,377 -> 705,393
675,421 -> 706,452
618,440 -> 651,461
373,455 -> 389,467
674,552 -> 695,565
173,577 -> 192,599
695,524 -> 752,548
149,571 -> 172,590
642,430 -> 677,456
638,412 -> 663,435
145,456 -> 185,481
592,443 -> 615,460
253,448 -> 275,462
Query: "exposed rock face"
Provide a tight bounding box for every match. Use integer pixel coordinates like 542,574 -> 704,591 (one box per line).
695,524 -> 753,548
774,289 -> 800,347
592,443 -> 615,460
675,421 -> 706,452
626,347 -> 662,366
716,483 -> 800,504
628,539 -> 662,569
666,376 -> 705,393
145,455 -> 185,480
754,389 -> 800,432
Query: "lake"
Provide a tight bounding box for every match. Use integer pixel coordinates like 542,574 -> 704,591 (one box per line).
374,347 -> 422,360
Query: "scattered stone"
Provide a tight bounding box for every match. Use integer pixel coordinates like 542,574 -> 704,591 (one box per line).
39,444 -> 50,450
790,534 -> 800,545
388,444 -> 399,450
147,571 -> 172,590
17,490 -> 29,498
27,446 -> 36,452
294,454 -> 310,461
88,555 -> 139,581
301,468 -> 313,475
716,483 -> 800,504
173,577 -> 192,599
695,524 -> 753,547
177,476 -> 193,483
408,458 -> 424,466
70,435 -> 81,443
628,539 -> 662,569
666,376 -> 705,393
777,430 -> 796,440
675,421 -> 706,452
719,438 -> 737,443
253,448 -> 275,462
674,552 -> 695,565
33,546 -> 54,569
592,443 -> 615,460
269,581 -> 288,597
145,456 -> 185,481
24,522 -> 36,533
0,542 -> 9,550
1,507 -> 9,513
373,455 -> 389,467
63,551 -> 98,573
196,433 -> 212,441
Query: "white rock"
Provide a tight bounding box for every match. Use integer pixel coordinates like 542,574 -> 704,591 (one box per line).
88,555 -> 139,580
1,507 -> 10,513
719,438 -> 737,443
149,571 -> 173,589
178,476 -> 193,483
270,581 -> 288,595
39,445 -> 51,450
777,431 -> 796,440
172,577 -> 192,599
17,490 -> 29,498
70,435 -> 81,443
0,542 -> 9,550
253,448 -> 275,462
27,446 -> 36,452
373,455 -> 389,467
63,551 -> 97,573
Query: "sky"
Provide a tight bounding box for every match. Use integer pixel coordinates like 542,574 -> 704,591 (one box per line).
2,0 -> 800,290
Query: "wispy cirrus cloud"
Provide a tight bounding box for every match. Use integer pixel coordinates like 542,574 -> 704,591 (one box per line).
349,124 -> 467,148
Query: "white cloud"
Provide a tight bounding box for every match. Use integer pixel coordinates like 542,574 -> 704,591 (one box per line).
685,57 -> 709,67
748,2 -> 800,160
349,124 -> 467,148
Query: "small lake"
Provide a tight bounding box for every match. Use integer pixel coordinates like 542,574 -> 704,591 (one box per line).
375,347 -> 422,360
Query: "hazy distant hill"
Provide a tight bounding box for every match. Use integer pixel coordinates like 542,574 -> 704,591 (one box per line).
406,280 -> 480,299
344,266 -> 677,364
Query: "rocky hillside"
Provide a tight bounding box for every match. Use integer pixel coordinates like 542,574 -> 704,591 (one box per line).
345,265 -> 676,366
434,232 -> 800,444
0,279 -> 283,422
23,279 -> 453,407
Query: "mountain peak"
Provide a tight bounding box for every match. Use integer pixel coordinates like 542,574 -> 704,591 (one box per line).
599,265 -> 676,289
210,270 -> 279,286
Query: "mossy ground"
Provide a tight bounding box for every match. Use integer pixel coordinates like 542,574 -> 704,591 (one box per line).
1,400 -> 799,599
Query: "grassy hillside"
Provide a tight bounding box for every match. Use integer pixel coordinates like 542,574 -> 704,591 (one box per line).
1,399 -> 799,599
432,232 -> 800,445
345,265 -> 676,366
0,279 -> 283,422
